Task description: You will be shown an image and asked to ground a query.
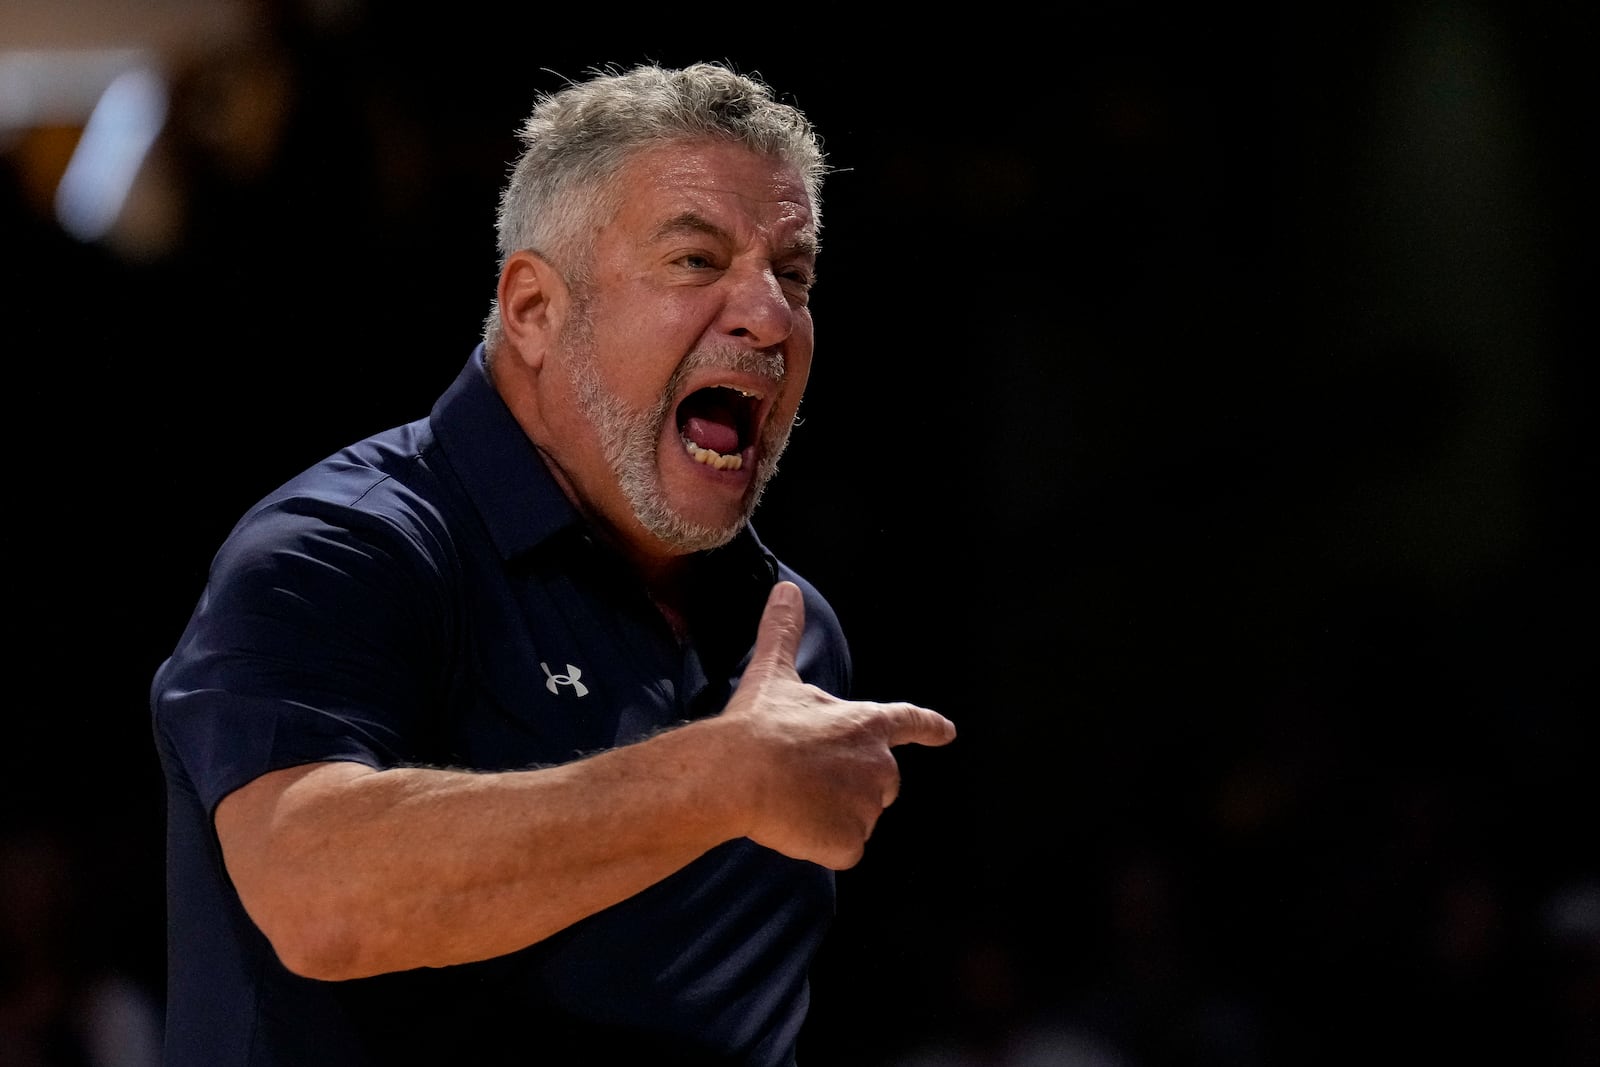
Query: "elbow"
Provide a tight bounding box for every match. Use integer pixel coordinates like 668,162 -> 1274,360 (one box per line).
272,934 -> 361,983
246,894 -> 373,981
215,762 -> 396,979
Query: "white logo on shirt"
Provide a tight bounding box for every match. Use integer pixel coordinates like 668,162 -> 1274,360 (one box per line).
541,662 -> 589,698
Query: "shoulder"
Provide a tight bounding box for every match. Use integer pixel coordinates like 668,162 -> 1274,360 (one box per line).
225,421 -> 457,569
198,420 -> 477,635
775,563 -> 842,632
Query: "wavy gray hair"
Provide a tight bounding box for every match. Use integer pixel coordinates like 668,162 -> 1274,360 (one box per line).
483,62 -> 827,356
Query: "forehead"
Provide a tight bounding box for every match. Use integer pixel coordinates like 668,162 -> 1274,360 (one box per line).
603,139 -> 817,249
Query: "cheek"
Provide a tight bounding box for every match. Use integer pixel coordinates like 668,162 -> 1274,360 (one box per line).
784,330 -> 815,402
586,335 -> 677,408
599,302 -> 706,396
770,369 -> 812,436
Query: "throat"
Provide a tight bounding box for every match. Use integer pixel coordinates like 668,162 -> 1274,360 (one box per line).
646,587 -> 690,642
638,559 -> 695,642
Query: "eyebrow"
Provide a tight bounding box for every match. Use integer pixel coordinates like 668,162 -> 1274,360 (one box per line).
650,212 -> 725,244
650,211 -> 819,261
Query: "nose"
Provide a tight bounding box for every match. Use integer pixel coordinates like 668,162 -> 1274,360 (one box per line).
717,264 -> 798,349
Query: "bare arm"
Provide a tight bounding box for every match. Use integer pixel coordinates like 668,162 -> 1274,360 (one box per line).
215,581 -> 955,981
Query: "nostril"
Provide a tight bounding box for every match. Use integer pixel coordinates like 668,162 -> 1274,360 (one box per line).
720,273 -> 794,344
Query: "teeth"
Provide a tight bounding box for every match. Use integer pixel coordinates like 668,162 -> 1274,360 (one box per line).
683,438 -> 743,471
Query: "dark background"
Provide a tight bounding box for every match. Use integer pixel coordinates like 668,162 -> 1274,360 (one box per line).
3,3 -> 1593,1064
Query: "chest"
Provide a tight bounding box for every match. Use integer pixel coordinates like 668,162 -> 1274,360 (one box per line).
430,551 -> 754,772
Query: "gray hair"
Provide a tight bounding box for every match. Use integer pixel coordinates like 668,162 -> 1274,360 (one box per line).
483,61 -> 827,355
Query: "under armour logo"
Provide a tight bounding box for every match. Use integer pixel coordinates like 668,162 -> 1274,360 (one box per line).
541,662 -> 589,697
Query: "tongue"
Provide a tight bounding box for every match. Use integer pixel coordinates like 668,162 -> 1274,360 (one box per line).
684,416 -> 740,456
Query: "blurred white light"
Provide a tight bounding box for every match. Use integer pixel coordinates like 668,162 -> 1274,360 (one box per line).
53,64 -> 168,242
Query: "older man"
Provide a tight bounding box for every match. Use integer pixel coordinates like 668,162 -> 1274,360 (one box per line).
151,62 -> 954,1065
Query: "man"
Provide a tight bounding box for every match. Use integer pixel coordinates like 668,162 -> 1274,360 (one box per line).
150,62 -> 955,1066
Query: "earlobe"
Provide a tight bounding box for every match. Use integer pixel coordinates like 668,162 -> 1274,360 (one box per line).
497,251 -> 569,370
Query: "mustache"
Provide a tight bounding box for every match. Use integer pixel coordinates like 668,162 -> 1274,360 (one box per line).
672,342 -> 785,386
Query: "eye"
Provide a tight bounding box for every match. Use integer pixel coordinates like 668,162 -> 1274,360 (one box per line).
779,266 -> 815,291
675,252 -> 717,270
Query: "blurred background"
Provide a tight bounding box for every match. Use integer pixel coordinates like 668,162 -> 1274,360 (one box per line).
2,2 -> 1593,1064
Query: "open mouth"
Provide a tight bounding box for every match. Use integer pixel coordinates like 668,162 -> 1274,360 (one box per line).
676,385 -> 760,471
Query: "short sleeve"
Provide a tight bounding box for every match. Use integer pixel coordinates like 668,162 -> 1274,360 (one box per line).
152,489 -> 455,814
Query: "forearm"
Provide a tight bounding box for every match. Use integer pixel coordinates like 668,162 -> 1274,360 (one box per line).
217,582 -> 956,982
217,718 -> 747,980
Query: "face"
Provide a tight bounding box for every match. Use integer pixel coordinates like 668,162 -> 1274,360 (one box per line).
543,139 -> 818,559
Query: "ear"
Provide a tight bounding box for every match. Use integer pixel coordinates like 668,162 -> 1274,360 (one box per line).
497,250 -> 570,370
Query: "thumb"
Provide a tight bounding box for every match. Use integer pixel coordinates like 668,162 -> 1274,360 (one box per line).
747,580 -> 806,681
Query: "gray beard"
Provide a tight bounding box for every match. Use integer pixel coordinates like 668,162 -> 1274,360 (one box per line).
562,302 -> 794,553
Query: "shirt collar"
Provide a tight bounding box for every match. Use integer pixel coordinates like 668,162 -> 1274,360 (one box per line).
430,344 -> 581,561
428,344 -> 779,584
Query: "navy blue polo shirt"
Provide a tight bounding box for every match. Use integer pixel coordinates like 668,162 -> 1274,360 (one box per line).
151,345 -> 850,1066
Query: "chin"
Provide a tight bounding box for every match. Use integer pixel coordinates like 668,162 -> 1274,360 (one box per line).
621,482 -> 750,554
631,455 -> 770,554
649,503 -> 751,553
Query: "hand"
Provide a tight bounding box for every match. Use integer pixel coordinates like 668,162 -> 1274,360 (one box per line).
722,581 -> 956,869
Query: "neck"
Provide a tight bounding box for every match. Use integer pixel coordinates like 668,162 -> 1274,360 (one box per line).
492,359 -> 699,636
643,577 -> 692,641
539,449 -> 696,635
